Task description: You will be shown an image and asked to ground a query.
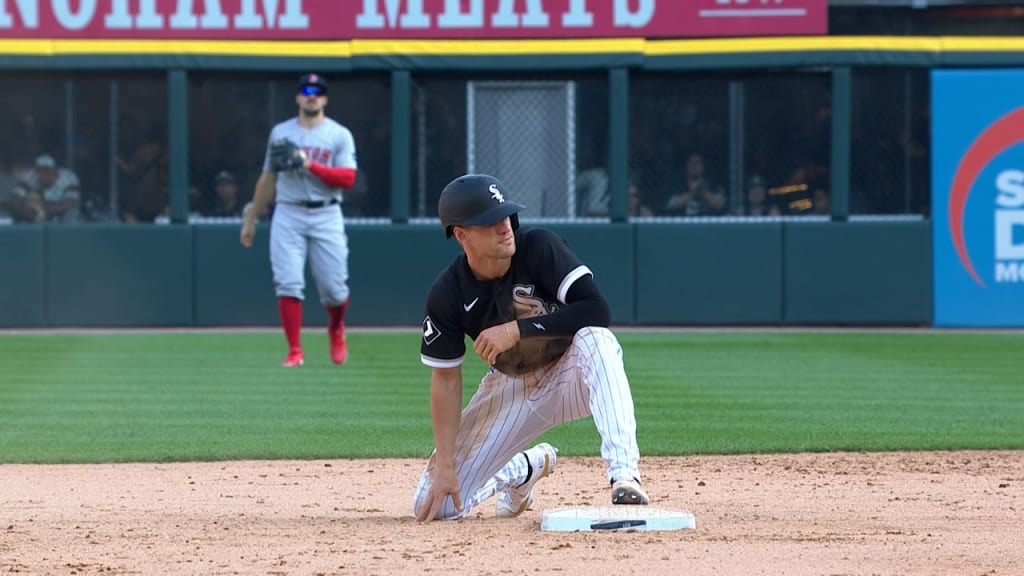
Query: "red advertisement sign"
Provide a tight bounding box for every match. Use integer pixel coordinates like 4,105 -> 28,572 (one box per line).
0,0 -> 826,40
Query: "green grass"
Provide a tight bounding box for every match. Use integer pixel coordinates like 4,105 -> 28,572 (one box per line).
1,330 -> 1022,463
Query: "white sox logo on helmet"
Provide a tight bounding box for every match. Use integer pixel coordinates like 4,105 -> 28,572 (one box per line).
489,184 -> 504,203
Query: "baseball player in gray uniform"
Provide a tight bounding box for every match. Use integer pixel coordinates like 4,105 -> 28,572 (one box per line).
413,174 -> 650,522
240,73 -> 358,367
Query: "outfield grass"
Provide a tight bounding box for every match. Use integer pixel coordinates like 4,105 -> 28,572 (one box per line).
1,330 -> 1022,463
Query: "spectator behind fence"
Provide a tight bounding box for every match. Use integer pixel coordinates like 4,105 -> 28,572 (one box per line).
117,134 -> 168,223
0,156 -> 24,221
662,152 -> 727,216
188,179 -> 208,218
628,180 -> 654,218
812,180 -> 831,216
742,175 -> 780,217
4,155 -> 82,223
576,167 -> 610,217
773,164 -> 825,215
203,170 -> 244,218
0,156 -> 32,222
575,169 -> 654,219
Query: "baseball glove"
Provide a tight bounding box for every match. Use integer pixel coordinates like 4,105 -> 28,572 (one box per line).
269,138 -> 306,172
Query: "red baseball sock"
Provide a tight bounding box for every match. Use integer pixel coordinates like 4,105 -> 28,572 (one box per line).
278,296 -> 303,351
327,300 -> 349,336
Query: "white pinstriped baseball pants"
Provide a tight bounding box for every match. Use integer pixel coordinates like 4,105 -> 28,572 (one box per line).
412,326 -> 642,520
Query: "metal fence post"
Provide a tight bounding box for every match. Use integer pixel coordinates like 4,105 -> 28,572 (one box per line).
168,69 -> 188,225
609,67 -> 629,223
391,69 -> 411,224
831,66 -> 852,222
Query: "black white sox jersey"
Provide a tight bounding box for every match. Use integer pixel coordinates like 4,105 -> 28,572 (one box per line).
421,227 -> 593,375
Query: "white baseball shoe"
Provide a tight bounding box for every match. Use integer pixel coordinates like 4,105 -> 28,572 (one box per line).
496,443 -> 558,518
611,477 -> 650,505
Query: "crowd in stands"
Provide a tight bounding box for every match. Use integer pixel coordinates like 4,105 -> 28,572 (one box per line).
576,151 -> 832,220
0,149 -> 832,224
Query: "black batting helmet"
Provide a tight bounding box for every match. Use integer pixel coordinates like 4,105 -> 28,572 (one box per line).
438,174 -> 526,238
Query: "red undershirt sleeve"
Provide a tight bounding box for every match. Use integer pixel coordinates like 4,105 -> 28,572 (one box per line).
308,163 -> 356,189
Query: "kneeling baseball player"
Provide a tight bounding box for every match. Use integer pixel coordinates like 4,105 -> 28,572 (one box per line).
414,174 -> 649,522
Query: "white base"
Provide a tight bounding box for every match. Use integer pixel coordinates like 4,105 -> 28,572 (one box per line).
540,506 -> 696,532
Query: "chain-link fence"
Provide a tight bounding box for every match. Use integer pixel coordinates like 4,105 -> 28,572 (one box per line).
0,68 -> 930,225
744,71 -> 832,217
629,74 -> 730,217
0,72 -> 169,224
630,71 -> 832,219
851,68 -> 930,216
410,73 -> 607,220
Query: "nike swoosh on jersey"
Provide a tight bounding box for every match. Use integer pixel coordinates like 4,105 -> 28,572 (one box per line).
463,297 -> 479,312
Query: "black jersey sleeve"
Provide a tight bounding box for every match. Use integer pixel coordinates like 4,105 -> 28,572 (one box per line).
516,272 -> 610,339
420,264 -> 468,368
520,228 -> 591,303
515,228 -> 611,339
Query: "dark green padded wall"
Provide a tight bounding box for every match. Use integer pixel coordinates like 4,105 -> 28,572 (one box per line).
193,224 -> 281,326
635,223 -> 784,325
195,223 -> 454,327
346,224 -> 460,325
194,224 -> 453,327
0,221 -> 933,327
0,227 -> 45,327
783,221 -> 932,325
193,223 -> 631,327
46,225 -> 193,326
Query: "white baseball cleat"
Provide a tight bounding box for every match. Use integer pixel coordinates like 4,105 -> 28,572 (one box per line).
496,443 -> 558,518
611,478 -> 650,505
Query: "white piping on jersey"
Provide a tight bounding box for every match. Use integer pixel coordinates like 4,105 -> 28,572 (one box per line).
421,354 -> 464,368
557,265 -> 593,303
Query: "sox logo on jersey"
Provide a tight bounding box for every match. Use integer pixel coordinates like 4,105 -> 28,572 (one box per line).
512,285 -> 557,318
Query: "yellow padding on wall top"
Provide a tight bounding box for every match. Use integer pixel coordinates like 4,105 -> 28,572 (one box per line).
2,36 -> 1024,58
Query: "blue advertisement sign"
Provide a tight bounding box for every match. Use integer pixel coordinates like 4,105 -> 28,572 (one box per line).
932,69 -> 1024,327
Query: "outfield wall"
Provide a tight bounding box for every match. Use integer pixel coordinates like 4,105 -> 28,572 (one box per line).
0,221 -> 930,328
0,32 -> 972,329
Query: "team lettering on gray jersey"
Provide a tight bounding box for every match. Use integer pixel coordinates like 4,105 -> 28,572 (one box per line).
264,117 -> 357,204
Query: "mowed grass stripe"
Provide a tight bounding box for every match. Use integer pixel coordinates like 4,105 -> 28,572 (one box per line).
0,332 -> 433,462
1,331 -> 1022,463
627,332 -> 1022,454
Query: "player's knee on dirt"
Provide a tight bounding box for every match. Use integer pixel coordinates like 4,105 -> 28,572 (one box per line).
412,492 -> 463,521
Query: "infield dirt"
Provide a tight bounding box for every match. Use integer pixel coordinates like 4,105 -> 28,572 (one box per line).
2,451 -> 1021,575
